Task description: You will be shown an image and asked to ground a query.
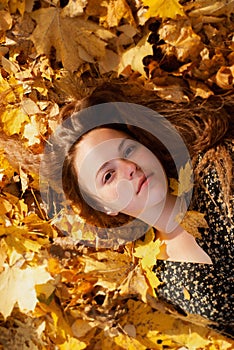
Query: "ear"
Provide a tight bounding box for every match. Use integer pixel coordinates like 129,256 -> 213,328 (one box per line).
104,207 -> 119,216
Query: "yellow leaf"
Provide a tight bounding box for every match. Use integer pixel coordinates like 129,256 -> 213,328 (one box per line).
0,264 -> 52,319
114,333 -> 146,350
183,287 -> 191,300
31,7 -> 116,72
145,267 -> 161,292
134,229 -> 160,269
143,0 -> 185,19
118,35 -> 153,77
178,210 -> 208,239
59,336 -> 87,350
22,115 -> 41,146
0,196 -> 12,215
170,161 -> 193,196
0,150 -> 15,179
0,107 -> 29,136
0,75 -> 16,103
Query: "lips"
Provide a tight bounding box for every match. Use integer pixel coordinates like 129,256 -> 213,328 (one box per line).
137,175 -> 147,194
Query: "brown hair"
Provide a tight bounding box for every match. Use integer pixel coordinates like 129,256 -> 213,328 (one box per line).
59,83 -> 234,227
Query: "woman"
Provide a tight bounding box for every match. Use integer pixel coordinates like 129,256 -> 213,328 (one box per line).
40,83 -> 234,338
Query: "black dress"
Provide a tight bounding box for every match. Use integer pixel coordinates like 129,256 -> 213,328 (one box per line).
154,141 -> 234,338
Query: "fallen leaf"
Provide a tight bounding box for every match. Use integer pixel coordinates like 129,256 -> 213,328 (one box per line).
31,8 -> 116,72
170,161 -> 193,196
142,0 -> 185,19
22,115 -> 41,147
134,229 -> 160,269
0,196 -> 12,215
215,65 -> 234,89
8,0 -> 25,15
187,79 -> 214,98
0,107 -> 29,136
59,336 -> 87,350
21,98 -> 41,115
101,0 -> 135,28
0,264 -> 52,319
1,56 -> 20,75
158,19 -> 203,61
178,210 -> 209,239
0,10 -> 13,31
183,287 -> 191,300
61,0 -> 87,17
118,35 -> 153,77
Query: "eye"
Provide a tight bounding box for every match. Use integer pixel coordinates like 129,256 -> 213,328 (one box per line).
124,145 -> 136,158
103,170 -> 115,184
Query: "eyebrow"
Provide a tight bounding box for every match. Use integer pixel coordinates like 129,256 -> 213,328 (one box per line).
96,138 -> 129,179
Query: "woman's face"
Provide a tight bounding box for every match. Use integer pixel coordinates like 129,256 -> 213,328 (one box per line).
73,128 -> 168,217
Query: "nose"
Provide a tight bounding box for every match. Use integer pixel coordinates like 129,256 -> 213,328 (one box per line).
118,159 -> 137,179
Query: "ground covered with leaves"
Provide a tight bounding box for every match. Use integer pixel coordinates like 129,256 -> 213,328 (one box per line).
0,0 -> 234,349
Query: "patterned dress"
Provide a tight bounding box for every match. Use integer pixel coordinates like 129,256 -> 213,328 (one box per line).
154,141 -> 234,338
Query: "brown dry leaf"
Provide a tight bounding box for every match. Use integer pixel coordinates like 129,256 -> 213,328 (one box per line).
101,0 -> 136,28
215,65 -> 234,89
118,35 -> 153,77
119,265 -> 150,303
146,79 -> 189,103
8,0 -> 25,15
179,210 -> 209,239
82,250 -> 133,290
31,8 -> 116,72
187,79 -> 214,98
61,0 -> 87,17
187,0 -> 234,18
142,0 -> 185,19
0,264 -> 52,319
21,98 -> 41,116
158,19 -> 203,62
1,56 -> 20,75
0,10 -> 13,31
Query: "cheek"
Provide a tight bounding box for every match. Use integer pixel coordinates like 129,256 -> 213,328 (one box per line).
98,180 -> 135,211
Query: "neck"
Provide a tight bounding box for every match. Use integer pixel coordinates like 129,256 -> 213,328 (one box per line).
138,193 -> 186,237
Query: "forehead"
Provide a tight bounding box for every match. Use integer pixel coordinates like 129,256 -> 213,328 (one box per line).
75,128 -> 130,162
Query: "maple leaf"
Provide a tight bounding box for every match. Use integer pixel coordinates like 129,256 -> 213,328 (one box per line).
134,229 -> 161,270
142,0 -> 185,19
0,264 -> 52,319
22,115 -> 41,147
0,107 -> 29,136
134,229 -> 161,296
170,161 -> 193,196
178,210 -> 208,240
158,19 -> 203,62
30,8 -> 116,72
